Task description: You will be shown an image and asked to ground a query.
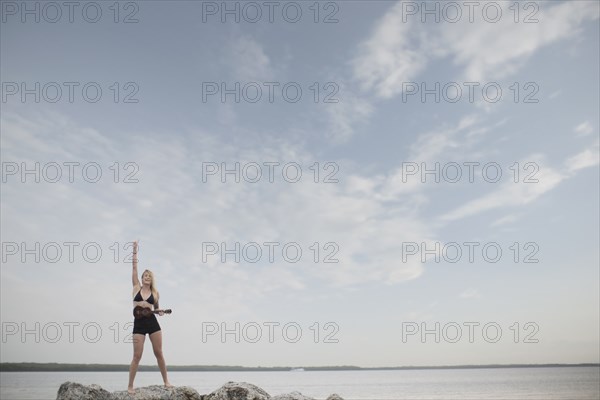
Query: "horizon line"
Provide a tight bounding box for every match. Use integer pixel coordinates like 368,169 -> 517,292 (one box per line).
1,362 -> 599,372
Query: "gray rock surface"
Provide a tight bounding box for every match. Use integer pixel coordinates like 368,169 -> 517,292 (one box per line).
271,391 -> 315,400
56,381 -> 344,400
112,385 -> 202,400
56,382 -> 113,400
57,382 -> 201,400
203,381 -> 270,400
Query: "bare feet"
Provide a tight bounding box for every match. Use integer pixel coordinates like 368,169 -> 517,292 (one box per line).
164,382 -> 174,388
127,386 -> 135,395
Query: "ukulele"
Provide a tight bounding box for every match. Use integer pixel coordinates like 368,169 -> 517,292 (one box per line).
133,306 -> 172,319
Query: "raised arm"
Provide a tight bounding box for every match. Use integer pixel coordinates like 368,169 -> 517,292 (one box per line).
132,240 -> 140,288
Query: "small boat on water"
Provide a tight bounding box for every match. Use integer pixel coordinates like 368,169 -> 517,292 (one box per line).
290,367 -> 305,372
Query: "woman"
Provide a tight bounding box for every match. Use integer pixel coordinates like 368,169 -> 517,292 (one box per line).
128,240 -> 173,394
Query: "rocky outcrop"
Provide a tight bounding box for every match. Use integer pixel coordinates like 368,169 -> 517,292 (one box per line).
113,385 -> 202,400
57,382 -> 113,400
271,391 -> 314,400
57,382 -> 200,400
203,381 -> 270,400
56,381 -> 344,400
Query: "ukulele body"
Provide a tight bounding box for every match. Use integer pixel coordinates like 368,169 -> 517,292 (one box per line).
133,306 -> 172,319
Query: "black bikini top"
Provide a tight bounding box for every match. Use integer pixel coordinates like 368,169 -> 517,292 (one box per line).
134,287 -> 155,304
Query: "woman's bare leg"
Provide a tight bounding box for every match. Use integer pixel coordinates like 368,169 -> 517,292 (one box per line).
149,330 -> 172,386
128,334 -> 145,394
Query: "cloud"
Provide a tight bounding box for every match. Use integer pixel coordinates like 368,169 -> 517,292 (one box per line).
441,157 -> 566,222
328,1 -> 598,141
325,83 -> 374,143
378,115 -> 490,200
565,140 -> 600,173
352,2 -> 428,99
445,1 -> 599,81
407,115 -> 479,162
353,1 -> 599,99
490,214 -> 519,227
226,35 -> 274,81
574,121 -> 594,137
442,139 -> 599,222
1,111 -> 438,323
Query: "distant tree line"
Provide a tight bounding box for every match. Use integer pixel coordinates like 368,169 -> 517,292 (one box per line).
0,362 -> 596,372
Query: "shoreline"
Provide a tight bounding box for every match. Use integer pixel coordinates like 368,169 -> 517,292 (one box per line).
1,362 -> 598,372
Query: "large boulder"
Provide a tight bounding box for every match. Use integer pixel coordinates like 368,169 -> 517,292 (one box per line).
203,381 -> 270,400
56,382 -> 201,400
112,385 -> 202,400
56,382 -> 112,400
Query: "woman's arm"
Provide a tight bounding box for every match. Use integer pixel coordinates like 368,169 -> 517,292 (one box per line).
132,240 -> 140,288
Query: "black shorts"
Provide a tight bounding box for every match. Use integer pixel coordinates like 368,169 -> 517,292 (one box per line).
133,313 -> 161,336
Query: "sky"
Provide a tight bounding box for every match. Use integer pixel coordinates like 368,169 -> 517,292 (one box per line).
0,0 -> 599,368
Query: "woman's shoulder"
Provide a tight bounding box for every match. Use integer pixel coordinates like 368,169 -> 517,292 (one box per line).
132,283 -> 141,294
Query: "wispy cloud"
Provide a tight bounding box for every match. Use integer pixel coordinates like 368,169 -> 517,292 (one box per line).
325,82 -> 374,143
378,115 -> 492,200
490,214 -> 519,228
352,2 -> 428,99
226,35 -> 275,81
441,141 -> 599,223
441,156 -> 566,222
444,1 -> 599,82
353,1 -> 599,99
565,139 -> 600,173
574,121 -> 594,137
1,111 -> 438,321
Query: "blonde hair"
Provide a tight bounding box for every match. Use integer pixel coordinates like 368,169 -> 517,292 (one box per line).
137,269 -> 159,304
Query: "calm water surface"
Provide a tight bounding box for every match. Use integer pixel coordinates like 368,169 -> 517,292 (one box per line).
1,367 -> 598,400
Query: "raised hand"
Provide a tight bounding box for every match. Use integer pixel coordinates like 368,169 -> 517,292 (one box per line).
132,240 -> 140,286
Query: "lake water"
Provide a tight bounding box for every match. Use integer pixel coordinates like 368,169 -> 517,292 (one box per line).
0,367 -> 598,400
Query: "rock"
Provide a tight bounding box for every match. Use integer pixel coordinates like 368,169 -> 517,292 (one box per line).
112,385 -> 202,400
56,382 -> 112,400
56,382 -> 201,400
203,381 -> 270,400
271,391 -> 315,400
270,391 -> 345,400
56,381 -> 343,400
